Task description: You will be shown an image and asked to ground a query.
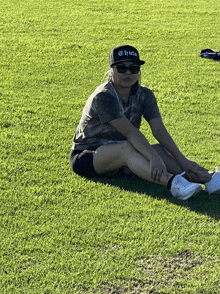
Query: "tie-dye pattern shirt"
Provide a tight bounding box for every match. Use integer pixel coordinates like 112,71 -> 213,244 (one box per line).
72,81 -> 161,151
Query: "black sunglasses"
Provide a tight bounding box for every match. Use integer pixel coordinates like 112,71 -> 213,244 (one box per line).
114,64 -> 140,74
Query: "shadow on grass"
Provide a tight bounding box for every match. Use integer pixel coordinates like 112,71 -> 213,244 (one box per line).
90,174 -> 220,221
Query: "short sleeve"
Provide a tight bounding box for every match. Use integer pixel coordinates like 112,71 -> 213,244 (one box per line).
142,88 -> 161,122
92,92 -> 125,124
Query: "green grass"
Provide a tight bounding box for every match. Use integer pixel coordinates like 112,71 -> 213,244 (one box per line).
1,0 -> 220,293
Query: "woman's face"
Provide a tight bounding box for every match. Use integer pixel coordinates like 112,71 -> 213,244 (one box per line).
112,61 -> 140,90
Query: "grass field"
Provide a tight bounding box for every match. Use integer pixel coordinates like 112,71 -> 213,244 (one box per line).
1,0 -> 220,293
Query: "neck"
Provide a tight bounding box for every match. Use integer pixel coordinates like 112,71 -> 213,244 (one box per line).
113,84 -> 130,103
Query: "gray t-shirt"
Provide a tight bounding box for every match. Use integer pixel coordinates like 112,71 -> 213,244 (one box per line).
72,81 -> 161,151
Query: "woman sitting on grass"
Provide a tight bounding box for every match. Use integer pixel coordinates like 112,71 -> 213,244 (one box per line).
70,45 -> 220,200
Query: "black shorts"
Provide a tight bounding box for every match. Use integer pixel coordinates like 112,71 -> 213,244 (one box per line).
70,149 -> 99,177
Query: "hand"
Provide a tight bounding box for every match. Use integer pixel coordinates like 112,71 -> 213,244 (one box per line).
150,156 -> 169,183
179,158 -> 208,182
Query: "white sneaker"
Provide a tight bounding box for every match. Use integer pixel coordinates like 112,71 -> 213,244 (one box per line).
170,172 -> 203,200
205,167 -> 220,194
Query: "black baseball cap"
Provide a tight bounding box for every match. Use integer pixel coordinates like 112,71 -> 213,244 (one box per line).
109,45 -> 145,67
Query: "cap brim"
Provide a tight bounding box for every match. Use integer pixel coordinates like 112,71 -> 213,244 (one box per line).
111,59 -> 145,67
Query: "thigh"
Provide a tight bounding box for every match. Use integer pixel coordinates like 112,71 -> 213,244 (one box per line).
93,141 -> 131,175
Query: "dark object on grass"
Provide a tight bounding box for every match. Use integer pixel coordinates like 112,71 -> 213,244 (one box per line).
199,48 -> 220,60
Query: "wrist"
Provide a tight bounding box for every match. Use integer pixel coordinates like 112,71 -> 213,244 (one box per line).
172,152 -> 186,164
176,157 -> 188,169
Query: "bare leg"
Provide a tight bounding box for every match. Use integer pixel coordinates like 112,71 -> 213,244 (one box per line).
151,144 -> 213,184
151,144 -> 182,175
93,141 -> 173,187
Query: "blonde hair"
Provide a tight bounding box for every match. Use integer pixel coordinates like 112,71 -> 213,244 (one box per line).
102,67 -> 113,82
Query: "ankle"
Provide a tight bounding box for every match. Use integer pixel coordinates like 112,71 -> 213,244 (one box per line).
167,175 -> 175,189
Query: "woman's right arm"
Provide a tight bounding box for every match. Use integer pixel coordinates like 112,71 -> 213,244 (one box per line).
109,117 -> 168,182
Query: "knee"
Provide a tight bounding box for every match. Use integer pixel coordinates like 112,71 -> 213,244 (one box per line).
151,143 -> 164,153
120,141 -> 137,158
121,140 -> 134,150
